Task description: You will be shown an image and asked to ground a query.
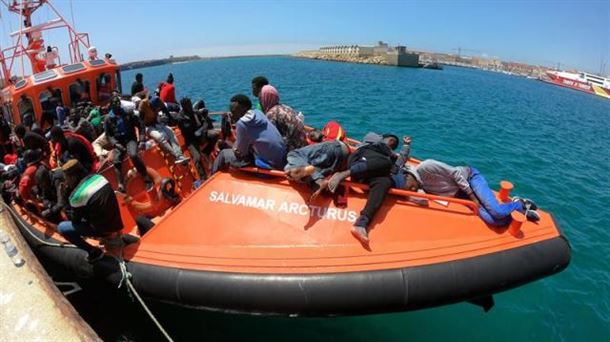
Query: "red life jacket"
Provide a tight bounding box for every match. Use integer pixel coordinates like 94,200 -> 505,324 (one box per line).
322,121 -> 347,142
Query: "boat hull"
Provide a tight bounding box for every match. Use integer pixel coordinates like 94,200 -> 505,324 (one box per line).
7,202 -> 571,316
545,73 -> 610,99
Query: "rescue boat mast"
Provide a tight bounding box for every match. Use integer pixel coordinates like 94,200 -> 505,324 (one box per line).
0,0 -> 92,84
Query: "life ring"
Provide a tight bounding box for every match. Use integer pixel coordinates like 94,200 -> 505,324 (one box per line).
124,167 -> 175,216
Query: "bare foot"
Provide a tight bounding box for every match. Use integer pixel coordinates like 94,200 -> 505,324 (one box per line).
286,165 -> 315,181
351,225 -> 370,246
328,170 -> 349,193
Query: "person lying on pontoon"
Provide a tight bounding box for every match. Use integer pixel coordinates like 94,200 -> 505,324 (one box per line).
399,148 -> 540,226
284,140 -> 350,198
211,94 -> 286,174
326,132 -> 403,245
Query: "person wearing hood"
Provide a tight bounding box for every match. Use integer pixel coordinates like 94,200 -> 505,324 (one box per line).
400,151 -> 540,226
259,85 -> 307,152
326,132 -> 401,246
211,94 -> 286,174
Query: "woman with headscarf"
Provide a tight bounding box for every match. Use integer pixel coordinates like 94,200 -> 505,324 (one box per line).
259,85 -> 307,152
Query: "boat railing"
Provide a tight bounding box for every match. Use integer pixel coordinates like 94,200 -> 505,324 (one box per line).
238,166 -> 479,215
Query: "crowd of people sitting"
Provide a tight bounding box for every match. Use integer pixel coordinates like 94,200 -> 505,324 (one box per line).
0,72 -> 542,261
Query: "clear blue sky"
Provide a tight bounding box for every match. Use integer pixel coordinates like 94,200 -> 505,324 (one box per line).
1,0 -> 609,74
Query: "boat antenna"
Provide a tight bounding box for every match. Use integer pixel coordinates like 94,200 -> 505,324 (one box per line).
69,0 -> 75,28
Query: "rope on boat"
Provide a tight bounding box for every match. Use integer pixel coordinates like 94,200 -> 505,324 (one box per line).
113,248 -> 174,342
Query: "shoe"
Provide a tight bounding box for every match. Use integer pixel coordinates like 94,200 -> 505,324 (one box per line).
86,248 -> 105,263
525,209 -> 540,222
121,234 -> 140,245
175,156 -> 190,165
513,197 -> 538,211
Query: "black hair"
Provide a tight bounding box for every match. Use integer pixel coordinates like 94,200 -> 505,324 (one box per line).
251,76 -> 269,88
136,73 -> 143,79
49,126 -> 65,141
230,94 -> 252,110
382,133 -> 399,150
14,124 -> 26,137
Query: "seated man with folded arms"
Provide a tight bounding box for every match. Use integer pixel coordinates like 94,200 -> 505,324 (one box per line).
211,94 -> 286,173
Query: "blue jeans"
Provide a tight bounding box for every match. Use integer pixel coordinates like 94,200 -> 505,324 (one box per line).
469,167 -> 523,227
57,220 -> 97,253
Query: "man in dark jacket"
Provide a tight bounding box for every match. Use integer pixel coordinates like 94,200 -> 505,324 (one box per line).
104,96 -> 151,192
327,132 -> 400,245
174,97 -> 217,179
57,159 -> 123,262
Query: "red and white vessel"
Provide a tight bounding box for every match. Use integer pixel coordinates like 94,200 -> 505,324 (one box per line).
545,70 -> 610,99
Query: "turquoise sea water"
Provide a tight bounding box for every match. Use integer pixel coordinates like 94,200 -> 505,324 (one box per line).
113,56 -> 609,341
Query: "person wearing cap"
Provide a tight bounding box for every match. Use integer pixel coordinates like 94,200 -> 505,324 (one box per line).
398,140 -> 540,226
139,98 -> 189,165
57,159 -> 123,263
104,95 -> 151,193
326,132 -> 401,245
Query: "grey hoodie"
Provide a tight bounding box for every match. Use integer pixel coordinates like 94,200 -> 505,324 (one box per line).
405,159 -> 472,197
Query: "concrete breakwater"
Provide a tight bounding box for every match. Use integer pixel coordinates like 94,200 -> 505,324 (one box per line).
294,51 -> 391,65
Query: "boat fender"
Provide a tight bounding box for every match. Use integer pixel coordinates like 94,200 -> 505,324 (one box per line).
160,177 -> 180,204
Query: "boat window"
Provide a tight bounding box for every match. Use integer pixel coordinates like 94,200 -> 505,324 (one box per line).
17,96 -> 35,126
33,70 -> 57,83
88,59 -> 106,67
62,63 -> 86,74
39,88 -> 63,119
115,70 -> 123,94
69,79 -> 91,105
96,73 -> 113,102
14,79 -> 27,89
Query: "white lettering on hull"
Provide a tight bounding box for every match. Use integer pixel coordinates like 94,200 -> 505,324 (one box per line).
209,191 -> 357,223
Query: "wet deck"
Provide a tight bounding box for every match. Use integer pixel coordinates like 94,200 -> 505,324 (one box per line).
0,208 -> 99,342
